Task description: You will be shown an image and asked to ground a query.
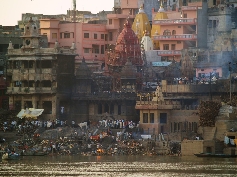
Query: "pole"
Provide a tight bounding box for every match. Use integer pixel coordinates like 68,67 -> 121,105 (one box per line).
209,72 -> 212,101
229,62 -> 232,102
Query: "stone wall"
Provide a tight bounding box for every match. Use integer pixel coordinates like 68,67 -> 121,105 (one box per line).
181,140 -> 215,156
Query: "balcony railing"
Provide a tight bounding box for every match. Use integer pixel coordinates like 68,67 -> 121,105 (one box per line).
72,92 -> 137,100
107,14 -> 135,19
153,34 -> 197,41
6,87 -> 57,94
153,18 -> 197,25
156,50 -> 181,56
181,6 -> 198,11
135,101 -> 198,110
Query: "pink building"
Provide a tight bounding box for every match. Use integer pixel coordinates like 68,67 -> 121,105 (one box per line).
40,19 -> 109,70
39,0 -> 143,70
106,0 -> 143,45
152,2 -> 201,62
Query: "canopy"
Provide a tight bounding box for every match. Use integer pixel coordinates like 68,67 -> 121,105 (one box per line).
17,108 -> 44,119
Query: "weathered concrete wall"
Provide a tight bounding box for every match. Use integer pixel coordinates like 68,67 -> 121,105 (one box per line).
197,1 -> 207,48
144,0 -> 159,21
223,147 -> 237,155
181,140 -> 215,156
197,127 -> 217,140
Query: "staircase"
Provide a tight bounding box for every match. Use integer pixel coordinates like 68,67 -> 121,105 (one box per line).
215,141 -> 224,154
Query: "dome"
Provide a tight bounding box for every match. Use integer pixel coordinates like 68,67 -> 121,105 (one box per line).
76,58 -> 92,79
111,19 -> 143,66
141,30 -> 153,51
151,6 -> 168,50
120,59 -> 137,79
23,17 -> 39,37
132,5 -> 151,40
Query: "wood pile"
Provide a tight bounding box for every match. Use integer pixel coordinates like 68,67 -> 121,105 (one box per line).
198,101 -> 221,127
0,109 -> 18,124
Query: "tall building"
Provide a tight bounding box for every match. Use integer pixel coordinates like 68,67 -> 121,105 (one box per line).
6,18 -> 76,120
152,1 -> 201,62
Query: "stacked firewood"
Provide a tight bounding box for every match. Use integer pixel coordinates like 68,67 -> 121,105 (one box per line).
219,94 -> 237,106
198,101 -> 222,127
0,109 -> 18,124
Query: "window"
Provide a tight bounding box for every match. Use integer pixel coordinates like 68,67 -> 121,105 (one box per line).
92,45 -> 99,54
171,44 -> 176,50
160,113 -> 167,123
143,113 -> 148,123
213,0 -> 216,5
208,20 -> 212,28
84,33 -> 89,38
213,20 -> 217,28
163,44 -> 169,50
109,32 -> 113,41
105,34 -> 108,41
43,33 -> 47,35
94,33 -> 97,39
118,105 -> 121,115
177,41 -> 181,44
161,56 -> 168,61
52,33 -> 57,39
150,113 -> 154,123
84,48 -> 90,53
98,103 -> 102,114
101,34 -> 104,39
178,26 -> 181,28
101,45 -> 104,54
109,19 -> 112,25
183,14 -> 187,18
60,33 -> 62,38
172,30 -> 176,35
64,33 -> 70,38
163,29 -> 171,36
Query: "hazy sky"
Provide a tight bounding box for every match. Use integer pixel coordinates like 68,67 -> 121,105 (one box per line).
0,0 -> 114,26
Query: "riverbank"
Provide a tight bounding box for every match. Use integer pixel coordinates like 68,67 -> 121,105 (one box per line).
0,125 -> 181,157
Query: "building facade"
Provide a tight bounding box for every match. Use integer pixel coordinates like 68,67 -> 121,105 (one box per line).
6,18 -> 76,121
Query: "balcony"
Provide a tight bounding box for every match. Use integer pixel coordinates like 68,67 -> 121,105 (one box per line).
72,92 -> 137,100
153,18 -> 197,25
135,101 -> 180,110
106,24 -> 120,30
9,68 -> 55,81
156,50 -> 181,56
107,14 -> 131,19
161,82 -> 237,94
181,6 -> 198,11
153,34 -> 197,41
6,87 -> 57,94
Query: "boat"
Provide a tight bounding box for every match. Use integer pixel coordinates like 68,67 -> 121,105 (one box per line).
194,153 -> 237,158
2,152 -> 20,160
21,151 -> 47,156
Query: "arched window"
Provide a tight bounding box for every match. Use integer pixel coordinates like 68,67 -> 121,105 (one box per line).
172,30 -> 176,35
163,29 -> 171,36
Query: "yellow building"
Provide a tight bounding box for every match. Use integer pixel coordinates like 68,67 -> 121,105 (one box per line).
151,3 -> 168,50
132,5 -> 151,42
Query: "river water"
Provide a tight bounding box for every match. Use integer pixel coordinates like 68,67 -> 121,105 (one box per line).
0,155 -> 236,177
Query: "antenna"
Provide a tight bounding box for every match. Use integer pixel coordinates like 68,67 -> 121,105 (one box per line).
72,0 -> 76,22
73,0 -> 76,11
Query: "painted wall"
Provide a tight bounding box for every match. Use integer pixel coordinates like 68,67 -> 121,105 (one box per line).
40,20 -> 108,63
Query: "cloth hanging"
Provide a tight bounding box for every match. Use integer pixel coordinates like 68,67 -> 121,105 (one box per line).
234,139 -> 237,145
224,136 -> 229,144
230,139 -> 235,145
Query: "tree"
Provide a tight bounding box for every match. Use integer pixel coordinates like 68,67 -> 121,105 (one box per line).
198,101 -> 221,127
